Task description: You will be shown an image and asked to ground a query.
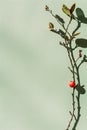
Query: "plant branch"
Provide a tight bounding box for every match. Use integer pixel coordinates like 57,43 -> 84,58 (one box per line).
66,88 -> 76,130
45,3 -> 86,130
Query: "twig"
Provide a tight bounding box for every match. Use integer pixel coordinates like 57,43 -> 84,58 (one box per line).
72,93 -> 81,130
68,67 -> 77,75
66,88 -> 76,130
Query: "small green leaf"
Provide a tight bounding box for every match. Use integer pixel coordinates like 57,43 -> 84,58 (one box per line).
72,32 -> 80,37
62,4 -> 71,17
55,14 -> 65,24
48,22 -> 54,30
76,8 -> 87,24
76,85 -> 86,94
75,38 -> 87,48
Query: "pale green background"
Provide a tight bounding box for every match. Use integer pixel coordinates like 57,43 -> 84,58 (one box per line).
0,0 -> 87,130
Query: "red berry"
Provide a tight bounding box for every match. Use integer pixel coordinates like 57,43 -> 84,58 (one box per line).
69,81 -> 76,88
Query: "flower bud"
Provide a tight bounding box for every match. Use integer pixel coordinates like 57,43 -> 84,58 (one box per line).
45,5 -> 49,11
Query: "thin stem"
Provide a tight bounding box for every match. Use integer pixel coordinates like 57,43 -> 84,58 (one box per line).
66,88 -> 76,130
68,67 -> 77,75
69,45 -> 81,130
66,18 -> 72,36
72,93 -> 81,130
72,68 -> 81,130
67,41 -> 76,81
64,19 -> 76,129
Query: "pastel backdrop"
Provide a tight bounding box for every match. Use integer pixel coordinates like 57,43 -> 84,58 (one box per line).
0,0 -> 87,130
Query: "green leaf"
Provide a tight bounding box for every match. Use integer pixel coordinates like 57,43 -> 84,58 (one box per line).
55,14 -> 65,24
72,32 -> 80,37
76,85 -> 86,94
75,38 -> 87,48
62,4 -> 71,17
76,8 -> 87,24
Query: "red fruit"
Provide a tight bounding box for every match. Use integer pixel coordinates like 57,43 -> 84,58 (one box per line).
69,81 -> 76,88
